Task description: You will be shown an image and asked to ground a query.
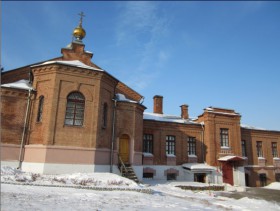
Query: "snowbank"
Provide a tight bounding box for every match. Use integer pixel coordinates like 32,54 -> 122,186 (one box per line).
264,182 -> 280,190
1,166 -> 139,188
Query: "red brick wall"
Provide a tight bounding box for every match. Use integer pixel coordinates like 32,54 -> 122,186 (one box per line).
143,120 -> 203,165
1,88 -> 29,145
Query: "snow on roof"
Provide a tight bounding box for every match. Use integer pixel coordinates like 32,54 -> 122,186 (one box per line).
115,93 -> 138,103
182,163 -> 216,171
206,110 -> 240,116
1,79 -> 34,91
218,155 -> 244,161
31,60 -> 103,72
143,112 -> 200,125
205,107 -> 214,111
241,124 -> 267,131
204,107 -> 240,116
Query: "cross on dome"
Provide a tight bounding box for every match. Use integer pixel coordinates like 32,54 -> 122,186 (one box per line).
78,12 -> 85,26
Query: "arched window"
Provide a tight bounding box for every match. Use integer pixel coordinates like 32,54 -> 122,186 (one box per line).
102,103 -> 108,128
64,92 -> 85,126
36,96 -> 44,122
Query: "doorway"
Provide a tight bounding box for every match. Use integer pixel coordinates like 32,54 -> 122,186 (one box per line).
245,173 -> 249,186
194,173 -> 206,183
119,134 -> 130,164
221,162 -> 233,185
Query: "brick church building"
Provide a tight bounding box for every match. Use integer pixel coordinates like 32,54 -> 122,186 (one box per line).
1,15 -> 280,187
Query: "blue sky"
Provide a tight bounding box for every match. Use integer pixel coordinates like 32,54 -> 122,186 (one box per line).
2,1 -> 280,130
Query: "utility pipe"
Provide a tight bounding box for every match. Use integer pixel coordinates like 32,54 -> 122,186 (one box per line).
201,123 -> 205,163
110,97 -> 117,173
18,88 -> 32,169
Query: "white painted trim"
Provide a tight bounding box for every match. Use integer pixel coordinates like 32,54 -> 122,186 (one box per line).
142,165 -> 224,184
21,162 -> 121,175
1,161 -> 19,169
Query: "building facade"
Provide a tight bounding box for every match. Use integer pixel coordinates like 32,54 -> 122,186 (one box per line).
1,18 -> 279,187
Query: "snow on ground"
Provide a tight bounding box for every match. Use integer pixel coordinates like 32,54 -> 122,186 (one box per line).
1,166 -> 280,211
263,182 -> 280,190
1,166 -> 138,188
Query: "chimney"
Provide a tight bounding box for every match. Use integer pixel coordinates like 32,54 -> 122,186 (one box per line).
153,95 -> 163,114
180,104 -> 189,119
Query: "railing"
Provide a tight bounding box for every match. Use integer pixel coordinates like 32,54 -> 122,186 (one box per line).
118,155 -> 128,176
220,147 -> 233,155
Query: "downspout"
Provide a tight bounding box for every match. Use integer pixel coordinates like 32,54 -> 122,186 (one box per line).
110,89 -> 117,173
18,88 -> 32,169
201,123 -> 205,163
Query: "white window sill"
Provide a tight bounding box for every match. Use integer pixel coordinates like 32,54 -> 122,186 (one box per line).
143,153 -> 154,157
166,154 -> 176,157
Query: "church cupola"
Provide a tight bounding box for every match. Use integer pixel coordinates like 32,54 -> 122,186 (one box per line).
73,12 -> 86,42
61,12 -> 94,66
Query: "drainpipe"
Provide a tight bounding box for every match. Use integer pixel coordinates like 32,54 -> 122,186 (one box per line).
201,123 -> 205,163
110,93 -> 117,173
18,88 -> 32,169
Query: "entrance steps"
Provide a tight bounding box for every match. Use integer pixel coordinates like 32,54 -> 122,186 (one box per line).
119,164 -> 140,184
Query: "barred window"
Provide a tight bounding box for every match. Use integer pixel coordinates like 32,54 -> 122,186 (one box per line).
143,134 -> 153,153
64,92 -> 85,126
188,137 -> 196,155
220,129 -> 229,147
256,141 -> 263,157
36,96 -> 44,122
272,142 -> 278,158
166,135 -> 176,155
241,140 -> 247,157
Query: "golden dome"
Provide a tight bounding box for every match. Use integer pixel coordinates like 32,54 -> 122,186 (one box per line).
73,26 -> 86,40
73,12 -> 86,41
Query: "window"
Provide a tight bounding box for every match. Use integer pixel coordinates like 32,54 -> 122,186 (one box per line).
272,142 -> 278,158
143,173 -> 154,179
241,140 -> 247,157
36,96 -> 44,122
188,137 -> 196,155
166,135 -> 175,155
102,103 -> 108,128
64,92 -> 85,126
256,141 -> 263,157
220,129 -> 229,147
167,173 -> 177,181
143,134 -> 153,153
259,173 -> 267,187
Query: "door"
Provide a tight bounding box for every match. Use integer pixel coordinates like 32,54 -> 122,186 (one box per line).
119,134 -> 129,164
221,162 -> 233,185
245,173 -> 249,186
194,173 -> 206,183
